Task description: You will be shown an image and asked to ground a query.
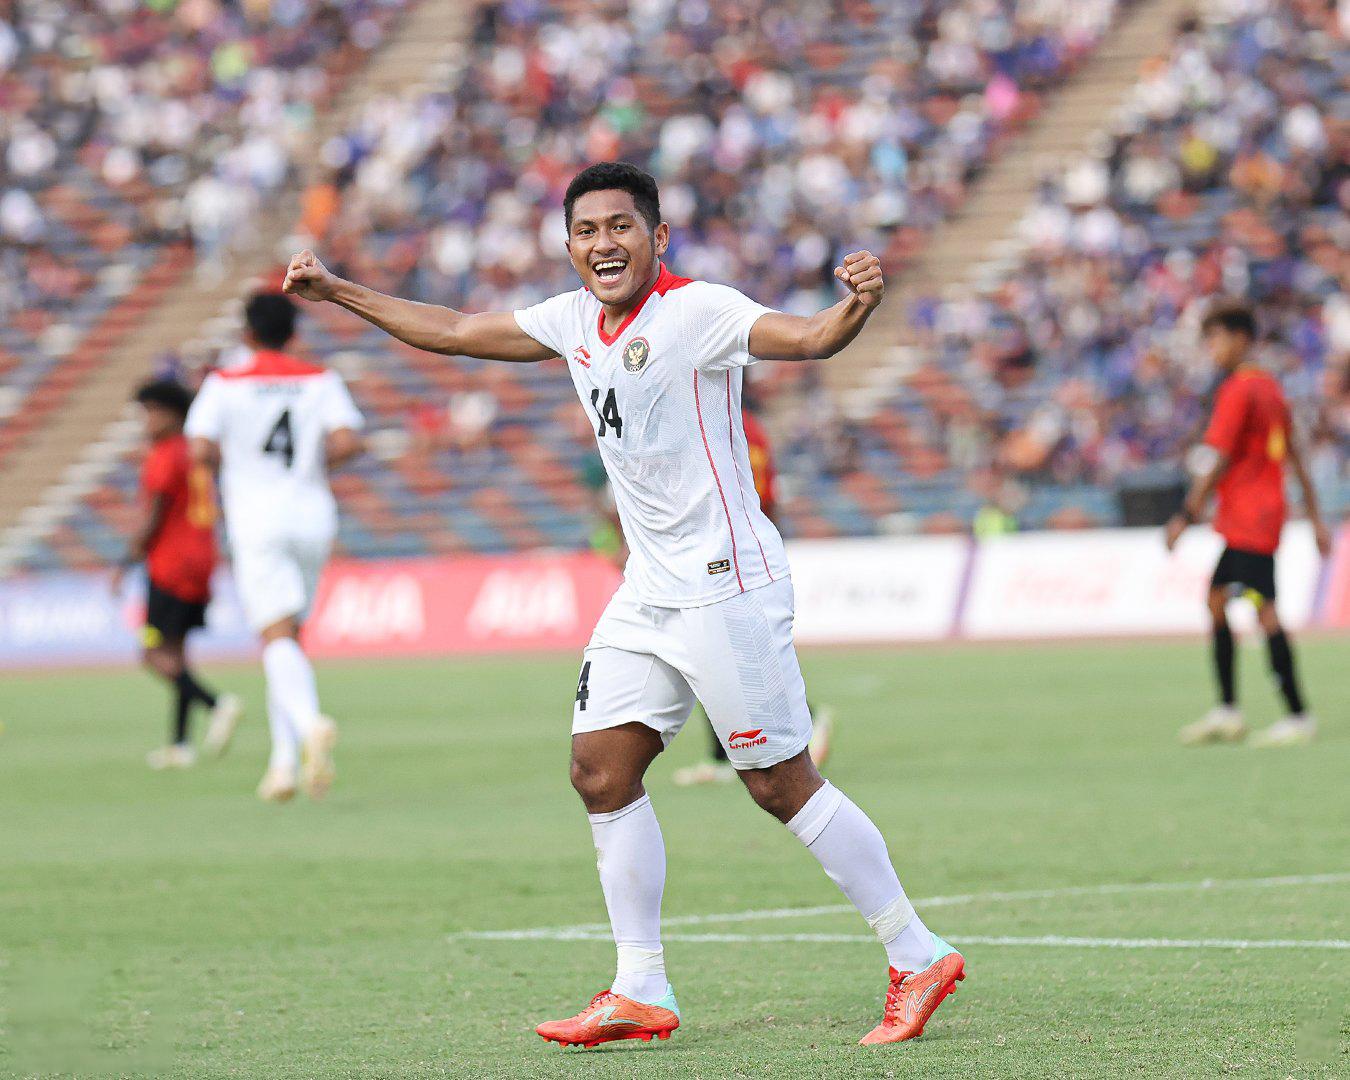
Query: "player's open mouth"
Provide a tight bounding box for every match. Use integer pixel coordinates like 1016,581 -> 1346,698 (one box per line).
592,259 -> 628,285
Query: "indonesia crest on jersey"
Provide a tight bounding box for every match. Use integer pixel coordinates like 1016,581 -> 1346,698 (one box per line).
515,263 -> 791,608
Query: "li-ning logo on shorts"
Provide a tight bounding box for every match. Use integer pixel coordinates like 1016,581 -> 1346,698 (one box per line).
623,336 -> 651,374
729,728 -> 767,750
707,559 -> 731,575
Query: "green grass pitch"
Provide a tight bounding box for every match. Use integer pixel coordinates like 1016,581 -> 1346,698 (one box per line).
2,638 -> 1347,1078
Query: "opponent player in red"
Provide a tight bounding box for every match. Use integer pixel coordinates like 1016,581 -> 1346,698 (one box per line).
1166,301 -> 1332,747
121,380 -> 241,769
283,162 -> 963,1050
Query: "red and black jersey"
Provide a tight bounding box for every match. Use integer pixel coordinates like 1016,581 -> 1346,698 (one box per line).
141,433 -> 217,603
1203,368 -> 1290,555
742,409 -> 778,523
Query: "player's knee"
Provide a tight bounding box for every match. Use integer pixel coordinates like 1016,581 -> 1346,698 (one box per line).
741,771 -> 799,822
1258,603 -> 1282,635
569,755 -> 640,813
1207,591 -> 1228,626
259,617 -> 301,644
740,751 -> 822,822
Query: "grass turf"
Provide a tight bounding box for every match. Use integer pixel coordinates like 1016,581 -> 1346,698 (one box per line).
1,638 -> 1346,1078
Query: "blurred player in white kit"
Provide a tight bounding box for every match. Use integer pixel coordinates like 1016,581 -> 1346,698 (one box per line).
185,291 -> 364,802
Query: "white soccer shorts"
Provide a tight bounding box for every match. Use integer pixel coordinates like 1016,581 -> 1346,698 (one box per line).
231,532 -> 332,633
573,577 -> 813,770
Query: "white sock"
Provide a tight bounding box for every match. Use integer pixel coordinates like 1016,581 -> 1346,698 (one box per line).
787,782 -> 935,973
589,794 -> 668,1003
266,687 -> 299,772
261,638 -> 321,741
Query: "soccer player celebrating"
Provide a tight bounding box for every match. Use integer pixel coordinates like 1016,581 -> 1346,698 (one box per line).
122,379 -> 242,769
185,292 -> 364,801
283,162 -> 964,1048
1166,301 -> 1332,748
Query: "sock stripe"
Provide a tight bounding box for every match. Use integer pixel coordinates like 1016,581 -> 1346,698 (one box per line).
786,782 -> 844,846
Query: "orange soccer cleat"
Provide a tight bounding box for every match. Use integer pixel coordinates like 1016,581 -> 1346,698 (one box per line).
536,986 -> 681,1049
860,936 -> 965,1045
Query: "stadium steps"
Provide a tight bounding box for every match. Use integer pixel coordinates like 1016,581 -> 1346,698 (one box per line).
826,0 -> 1196,410
0,0 -> 471,574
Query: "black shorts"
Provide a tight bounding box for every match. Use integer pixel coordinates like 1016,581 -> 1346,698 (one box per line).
1210,546 -> 1277,601
143,581 -> 208,647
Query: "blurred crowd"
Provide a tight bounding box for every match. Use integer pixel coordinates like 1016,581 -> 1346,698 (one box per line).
305,0 -> 1122,312
898,0 -> 1350,518
0,0 -> 407,328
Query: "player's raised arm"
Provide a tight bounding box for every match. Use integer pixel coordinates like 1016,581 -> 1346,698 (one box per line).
282,250 -> 555,363
748,251 -> 884,361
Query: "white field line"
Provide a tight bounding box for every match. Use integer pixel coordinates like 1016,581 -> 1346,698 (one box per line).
448,871 -> 1350,947
455,929 -> 1350,950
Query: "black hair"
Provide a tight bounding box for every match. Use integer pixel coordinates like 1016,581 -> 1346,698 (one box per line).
245,291 -> 298,348
563,162 -> 661,232
1200,300 -> 1257,339
134,378 -> 193,420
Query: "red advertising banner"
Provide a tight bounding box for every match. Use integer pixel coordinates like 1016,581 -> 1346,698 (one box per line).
303,552 -> 623,657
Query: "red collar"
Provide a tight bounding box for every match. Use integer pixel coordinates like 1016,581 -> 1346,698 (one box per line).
596,262 -> 692,346
217,350 -> 325,379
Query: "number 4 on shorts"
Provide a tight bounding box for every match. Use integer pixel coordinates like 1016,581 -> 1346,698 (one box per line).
575,660 -> 591,712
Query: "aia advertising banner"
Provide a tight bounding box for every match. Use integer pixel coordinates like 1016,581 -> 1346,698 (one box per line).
304,553 -> 622,657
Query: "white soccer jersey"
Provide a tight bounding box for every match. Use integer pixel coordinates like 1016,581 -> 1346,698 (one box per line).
516,263 -> 791,607
185,350 -> 363,546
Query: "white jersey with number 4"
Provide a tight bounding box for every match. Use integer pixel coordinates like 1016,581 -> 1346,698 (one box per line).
516,263 -> 790,607
185,350 -> 363,545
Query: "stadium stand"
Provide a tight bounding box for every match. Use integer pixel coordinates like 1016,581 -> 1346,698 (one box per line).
861,0 -> 1350,530
3,0 -> 1345,568
0,0 -> 409,428
0,0 -> 435,561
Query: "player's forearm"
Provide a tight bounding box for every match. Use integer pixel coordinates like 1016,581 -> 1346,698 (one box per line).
1181,467 -> 1221,522
803,294 -> 874,359
1287,448 -> 1325,526
127,504 -> 164,562
326,429 -> 363,469
329,278 -> 467,355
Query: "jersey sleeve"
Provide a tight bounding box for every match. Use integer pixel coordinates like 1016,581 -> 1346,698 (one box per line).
319,372 -> 365,432
1203,378 -> 1249,458
184,375 -> 225,441
513,291 -> 577,358
686,283 -> 776,373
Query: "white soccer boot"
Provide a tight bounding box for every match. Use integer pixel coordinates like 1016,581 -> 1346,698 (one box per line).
1250,715 -> 1316,748
1179,706 -> 1246,746
147,744 -> 197,770
202,693 -> 244,757
257,767 -> 298,802
300,716 -> 338,799
673,761 -> 736,786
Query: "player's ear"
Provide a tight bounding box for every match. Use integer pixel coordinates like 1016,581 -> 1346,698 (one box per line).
653,221 -> 670,257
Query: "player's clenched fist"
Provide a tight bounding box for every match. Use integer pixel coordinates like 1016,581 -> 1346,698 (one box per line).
282,250 -> 337,302
835,250 -> 884,308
